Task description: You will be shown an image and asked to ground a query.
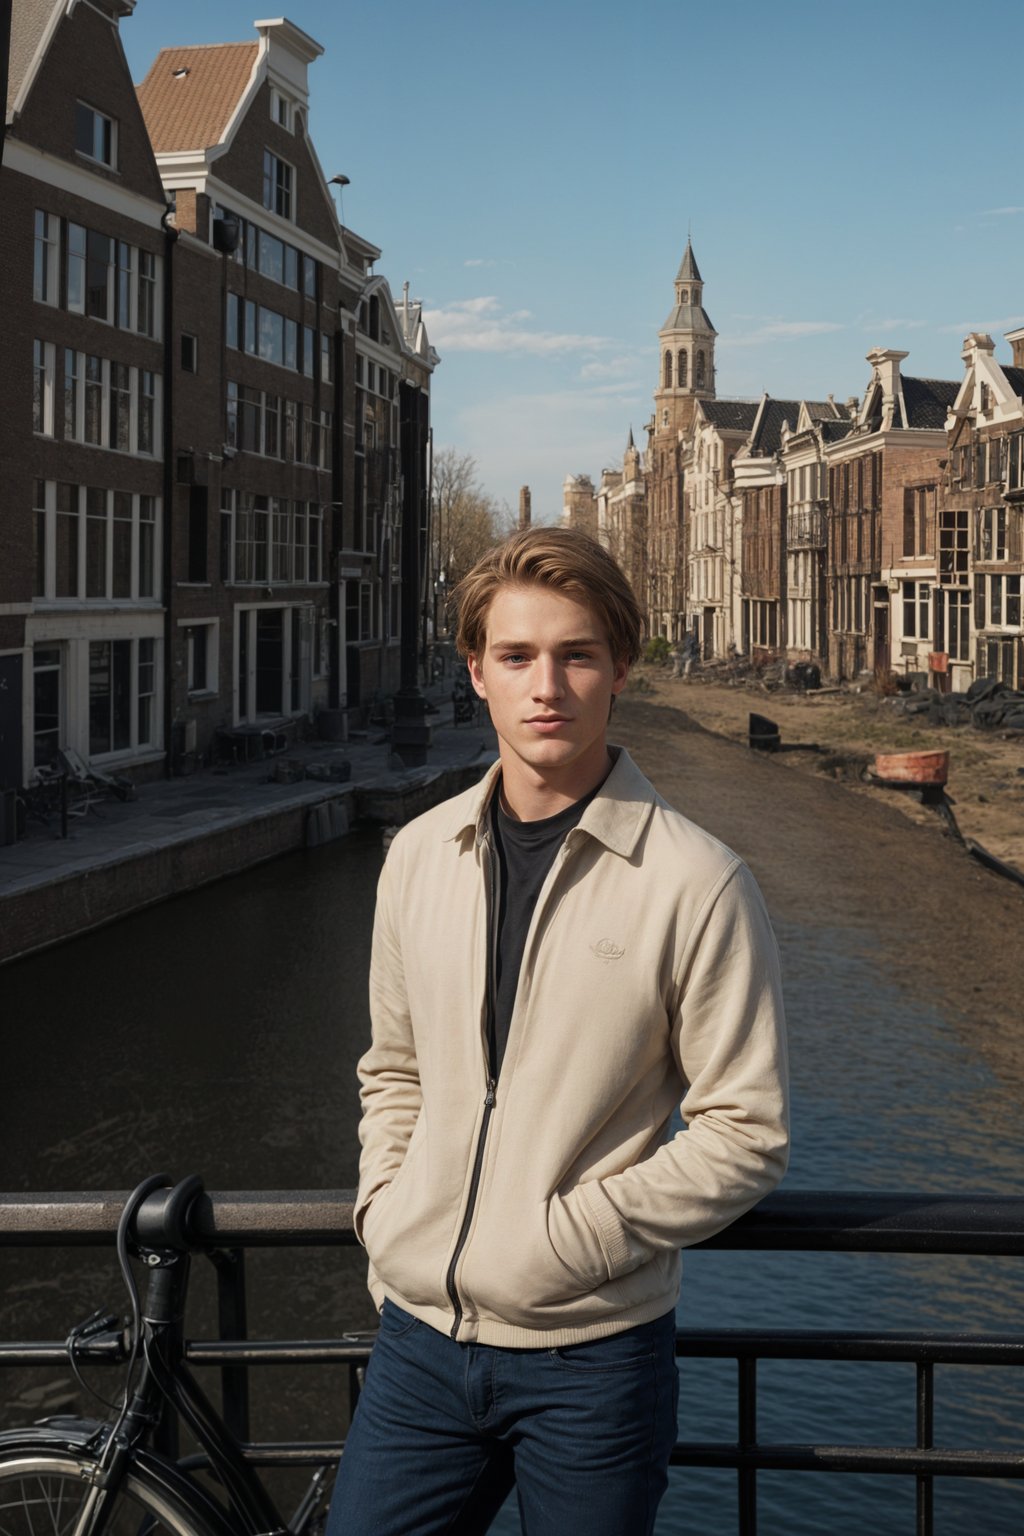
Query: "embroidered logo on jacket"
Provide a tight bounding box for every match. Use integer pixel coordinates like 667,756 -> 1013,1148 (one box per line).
592,938 -> 625,962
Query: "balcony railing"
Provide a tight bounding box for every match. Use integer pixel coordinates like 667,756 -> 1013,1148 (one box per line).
788,508 -> 827,548
1,1190 -> 1023,1535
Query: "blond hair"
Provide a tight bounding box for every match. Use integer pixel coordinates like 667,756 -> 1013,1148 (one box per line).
452,526 -> 643,665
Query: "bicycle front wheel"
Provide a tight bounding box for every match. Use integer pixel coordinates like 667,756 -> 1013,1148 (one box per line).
0,1445 -> 232,1536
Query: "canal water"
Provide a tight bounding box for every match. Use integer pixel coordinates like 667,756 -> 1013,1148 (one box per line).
2,830 -> 1023,1533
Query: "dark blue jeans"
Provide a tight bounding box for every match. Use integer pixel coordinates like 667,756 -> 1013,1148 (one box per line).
327,1301 -> 679,1536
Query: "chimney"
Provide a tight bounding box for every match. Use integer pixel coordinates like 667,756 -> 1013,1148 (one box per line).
518,486 -> 531,529
1005,326 -> 1024,368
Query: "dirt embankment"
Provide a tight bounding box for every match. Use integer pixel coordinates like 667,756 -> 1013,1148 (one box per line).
631,670 -> 1024,872
611,686 -> 1024,1083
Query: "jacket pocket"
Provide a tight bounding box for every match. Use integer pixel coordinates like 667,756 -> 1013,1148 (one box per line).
545,1187 -> 613,1292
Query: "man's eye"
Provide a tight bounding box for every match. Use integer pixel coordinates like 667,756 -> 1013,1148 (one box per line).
502,653 -> 526,665
567,650 -> 592,662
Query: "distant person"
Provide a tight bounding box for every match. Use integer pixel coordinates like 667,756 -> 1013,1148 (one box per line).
328,526 -> 789,1535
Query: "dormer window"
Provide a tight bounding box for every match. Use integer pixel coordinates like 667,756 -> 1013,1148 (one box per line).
75,102 -> 117,168
270,89 -> 292,130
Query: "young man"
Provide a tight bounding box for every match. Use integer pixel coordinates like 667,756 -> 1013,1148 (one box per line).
329,527 -> 789,1535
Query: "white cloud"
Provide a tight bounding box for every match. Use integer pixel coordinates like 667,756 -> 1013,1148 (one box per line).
939,314 -> 1024,335
464,258 -> 497,268
719,319 -> 844,348
981,206 -> 1024,217
422,296 -> 609,355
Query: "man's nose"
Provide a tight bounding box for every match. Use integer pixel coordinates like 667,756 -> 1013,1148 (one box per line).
532,656 -> 564,699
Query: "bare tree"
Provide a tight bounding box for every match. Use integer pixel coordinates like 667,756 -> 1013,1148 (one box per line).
430,449 -> 505,630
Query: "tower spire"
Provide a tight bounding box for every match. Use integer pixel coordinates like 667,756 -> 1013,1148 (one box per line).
654,239 -> 717,438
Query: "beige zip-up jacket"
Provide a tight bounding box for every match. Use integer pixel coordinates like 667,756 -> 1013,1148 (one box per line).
354,748 -> 789,1348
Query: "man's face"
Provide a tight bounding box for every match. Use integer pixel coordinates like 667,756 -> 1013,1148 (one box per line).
468,583 -> 629,803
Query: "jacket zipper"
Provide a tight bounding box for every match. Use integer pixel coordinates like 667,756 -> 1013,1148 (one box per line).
445,835 -> 501,1339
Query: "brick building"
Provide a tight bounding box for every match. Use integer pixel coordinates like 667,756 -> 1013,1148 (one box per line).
1,3 -> 436,794
3,0 -> 169,789
733,398 -> 801,658
686,399 -> 758,657
939,331 -> 1024,691
823,350 -> 956,683
778,401 -> 854,664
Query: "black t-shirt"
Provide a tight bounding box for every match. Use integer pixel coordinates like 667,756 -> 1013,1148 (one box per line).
489,782 -> 599,1076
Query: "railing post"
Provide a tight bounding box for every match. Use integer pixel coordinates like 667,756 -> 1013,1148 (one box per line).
738,1354 -> 757,1536
916,1360 -> 934,1536
210,1247 -> 250,1442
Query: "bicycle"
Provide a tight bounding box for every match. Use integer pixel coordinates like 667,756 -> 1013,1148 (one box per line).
0,1175 -> 356,1536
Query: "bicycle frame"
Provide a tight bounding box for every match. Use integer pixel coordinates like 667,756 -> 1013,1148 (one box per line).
112,1248 -> 290,1536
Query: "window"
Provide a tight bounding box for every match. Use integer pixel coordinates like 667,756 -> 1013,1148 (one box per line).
301,326 -> 315,378
36,484 -> 160,602
89,639 -> 131,754
270,89 -> 291,129
137,370 -> 157,455
33,212 -> 60,304
258,228 -> 285,283
271,503 -> 291,582
181,333 -> 198,373
86,230 -> 113,320
302,254 -> 316,299
677,349 -> 687,388
110,362 -> 131,452
902,486 -> 934,557
978,507 -> 1007,562
112,492 -> 132,599
663,352 -> 672,389
116,242 -> 133,328
75,102 -> 116,168
137,252 -> 157,337
939,510 -> 969,585
262,150 -> 293,219
33,646 -> 63,768
979,574 -> 1022,631
137,639 -> 156,746
902,580 -> 931,640
84,354 -> 103,444
33,341 -> 54,434
188,487 -> 208,582
695,350 -> 706,389
67,224 -> 86,313
33,480 -> 47,596
226,381 -> 238,449
184,621 -> 218,693
86,486 -> 106,597
258,306 -> 285,365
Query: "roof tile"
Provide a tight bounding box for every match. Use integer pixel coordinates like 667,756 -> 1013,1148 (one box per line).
136,42 -> 259,154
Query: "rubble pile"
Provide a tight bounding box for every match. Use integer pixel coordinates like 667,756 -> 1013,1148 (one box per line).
892,677 -> 1024,733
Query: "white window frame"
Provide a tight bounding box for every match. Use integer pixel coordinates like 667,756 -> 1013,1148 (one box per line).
75,101 -> 117,169
33,211 -> 60,305
270,88 -> 292,130
179,618 -> 220,696
262,149 -> 295,220
33,341 -> 55,435
87,636 -> 161,760
34,483 -> 161,603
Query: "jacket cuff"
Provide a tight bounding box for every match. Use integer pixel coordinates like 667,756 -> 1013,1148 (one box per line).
579,1180 -> 637,1277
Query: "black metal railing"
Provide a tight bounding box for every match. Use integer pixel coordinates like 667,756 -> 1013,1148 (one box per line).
2,1190 -> 1023,1535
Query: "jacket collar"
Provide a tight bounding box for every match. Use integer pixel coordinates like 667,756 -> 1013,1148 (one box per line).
442,747 -> 655,859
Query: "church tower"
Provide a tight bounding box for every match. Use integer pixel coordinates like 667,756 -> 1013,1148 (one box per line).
653,239 -> 717,439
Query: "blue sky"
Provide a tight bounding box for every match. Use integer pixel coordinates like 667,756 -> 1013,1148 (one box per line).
121,0 -> 1024,520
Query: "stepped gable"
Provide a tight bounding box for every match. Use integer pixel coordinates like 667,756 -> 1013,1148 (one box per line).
137,41 -> 259,152
900,375 -> 959,430
698,400 -> 759,432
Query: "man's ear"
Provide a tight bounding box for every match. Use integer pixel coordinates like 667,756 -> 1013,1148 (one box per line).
467,654 -> 487,700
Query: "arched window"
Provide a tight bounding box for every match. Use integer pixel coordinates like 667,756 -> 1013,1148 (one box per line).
663,351 -> 673,389
679,288 -> 688,305
678,350 -> 688,388
695,349 -> 706,389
